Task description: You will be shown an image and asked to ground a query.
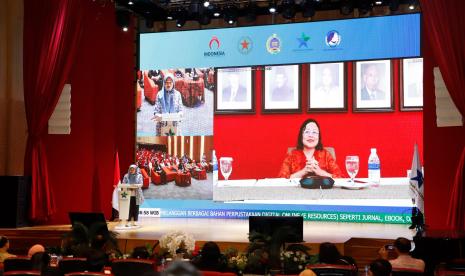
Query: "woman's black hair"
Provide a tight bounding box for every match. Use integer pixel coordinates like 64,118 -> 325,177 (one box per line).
0,236 -> 9,248
318,242 -> 341,264
200,241 -> 221,261
296,119 -> 323,150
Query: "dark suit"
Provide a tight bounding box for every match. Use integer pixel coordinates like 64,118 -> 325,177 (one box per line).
222,85 -> 247,102
361,87 -> 385,100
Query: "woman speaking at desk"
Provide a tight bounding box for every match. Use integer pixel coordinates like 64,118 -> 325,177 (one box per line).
278,119 -> 342,179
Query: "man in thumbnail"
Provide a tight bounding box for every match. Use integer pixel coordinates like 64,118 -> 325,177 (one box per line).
222,72 -> 247,102
271,66 -> 294,101
361,64 -> 385,101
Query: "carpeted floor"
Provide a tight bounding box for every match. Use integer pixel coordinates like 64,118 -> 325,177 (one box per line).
142,172 -> 213,200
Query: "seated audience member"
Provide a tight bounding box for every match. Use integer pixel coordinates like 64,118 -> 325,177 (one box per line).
131,246 -> 150,259
86,248 -> 108,272
299,269 -> 317,276
178,161 -> 185,173
30,252 -> 62,276
378,237 -> 425,271
28,244 -> 45,257
278,119 -> 342,179
318,242 -> 356,267
369,259 -> 392,276
162,261 -> 200,276
190,242 -> 228,272
0,236 -> 16,263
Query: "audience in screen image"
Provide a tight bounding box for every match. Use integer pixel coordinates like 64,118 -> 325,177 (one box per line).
222,71 -> 247,102
271,66 -> 294,102
278,119 -> 342,179
361,64 -> 385,101
311,64 -> 341,107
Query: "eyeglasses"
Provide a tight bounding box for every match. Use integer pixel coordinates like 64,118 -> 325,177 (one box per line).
303,130 -> 319,136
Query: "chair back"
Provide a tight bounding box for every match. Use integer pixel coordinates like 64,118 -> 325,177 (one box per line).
307,264 -> 356,276
65,273 -> 114,276
392,268 -> 424,276
111,258 -> 155,276
58,257 -> 88,274
3,257 -> 33,272
3,271 -> 40,276
201,271 -> 237,276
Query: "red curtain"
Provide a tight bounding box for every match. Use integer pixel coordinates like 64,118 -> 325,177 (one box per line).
420,0 -> 465,230
23,0 -> 83,222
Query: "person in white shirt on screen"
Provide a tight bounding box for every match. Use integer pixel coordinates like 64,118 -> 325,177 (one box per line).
312,66 -> 341,107
361,64 -> 385,101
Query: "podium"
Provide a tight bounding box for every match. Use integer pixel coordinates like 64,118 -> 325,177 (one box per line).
159,112 -> 182,136
115,183 -> 142,230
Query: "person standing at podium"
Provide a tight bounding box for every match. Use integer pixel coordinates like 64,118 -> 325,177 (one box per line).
122,164 -> 144,226
152,74 -> 183,136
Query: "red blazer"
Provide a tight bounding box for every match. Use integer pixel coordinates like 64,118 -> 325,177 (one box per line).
278,149 -> 343,178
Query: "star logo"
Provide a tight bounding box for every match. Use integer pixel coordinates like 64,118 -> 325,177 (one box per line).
121,191 -> 128,198
237,36 -> 253,55
241,39 -> 249,49
410,169 -> 424,188
297,32 -> 310,48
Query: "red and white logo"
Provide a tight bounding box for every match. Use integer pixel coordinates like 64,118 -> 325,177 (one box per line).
209,36 -> 220,49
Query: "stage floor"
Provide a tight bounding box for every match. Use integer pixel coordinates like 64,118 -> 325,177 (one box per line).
14,218 -> 414,243
116,218 -> 414,243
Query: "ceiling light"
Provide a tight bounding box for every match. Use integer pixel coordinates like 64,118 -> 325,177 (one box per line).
128,1 -> 133,5
224,5 -> 238,25
203,1 -> 210,8
213,11 -> 220,17
375,1 -> 382,5
116,9 -> 130,31
176,18 -> 185,28
269,1 -> 277,14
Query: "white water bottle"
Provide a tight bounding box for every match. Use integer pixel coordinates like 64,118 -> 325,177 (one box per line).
212,150 -> 218,184
368,148 -> 381,184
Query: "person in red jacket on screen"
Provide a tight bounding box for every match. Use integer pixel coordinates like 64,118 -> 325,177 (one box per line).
278,118 -> 342,179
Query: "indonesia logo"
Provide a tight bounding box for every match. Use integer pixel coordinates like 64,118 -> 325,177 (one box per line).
325,30 -> 341,47
237,36 -> 253,55
204,35 -> 225,57
266,34 -> 281,54
209,36 -> 220,49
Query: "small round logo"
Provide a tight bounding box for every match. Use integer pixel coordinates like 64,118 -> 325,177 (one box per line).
237,36 -> 253,55
325,30 -> 341,47
266,34 -> 281,54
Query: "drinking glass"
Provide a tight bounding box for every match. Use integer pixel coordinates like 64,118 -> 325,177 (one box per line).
220,157 -> 233,181
345,156 -> 359,184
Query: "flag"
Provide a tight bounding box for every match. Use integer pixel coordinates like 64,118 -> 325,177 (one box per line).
409,143 -> 424,214
112,150 -> 121,211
